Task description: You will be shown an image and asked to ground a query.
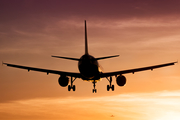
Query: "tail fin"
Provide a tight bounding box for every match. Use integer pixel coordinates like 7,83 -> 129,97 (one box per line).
85,20 -> 88,55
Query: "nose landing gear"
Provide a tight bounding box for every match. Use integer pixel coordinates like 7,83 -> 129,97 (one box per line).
92,80 -> 97,93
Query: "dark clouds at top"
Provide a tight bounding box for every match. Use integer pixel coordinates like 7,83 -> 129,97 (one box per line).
1,0 -> 180,22
1,0 -> 180,44
1,0 -> 180,37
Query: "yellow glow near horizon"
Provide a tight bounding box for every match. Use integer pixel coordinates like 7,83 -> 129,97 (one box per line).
153,112 -> 180,120
1,90 -> 180,120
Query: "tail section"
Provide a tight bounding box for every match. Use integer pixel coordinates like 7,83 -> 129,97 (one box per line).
84,20 -> 119,60
51,21 -> 119,61
85,20 -> 88,55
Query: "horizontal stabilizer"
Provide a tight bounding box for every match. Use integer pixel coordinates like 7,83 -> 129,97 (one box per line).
51,55 -> 80,61
95,55 -> 119,60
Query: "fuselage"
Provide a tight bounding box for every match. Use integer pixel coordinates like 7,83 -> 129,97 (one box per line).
78,54 -> 102,80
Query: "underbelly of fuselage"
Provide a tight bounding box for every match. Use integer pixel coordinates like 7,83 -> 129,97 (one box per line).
78,63 -> 101,80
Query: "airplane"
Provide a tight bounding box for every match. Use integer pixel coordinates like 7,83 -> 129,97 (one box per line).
3,20 -> 177,93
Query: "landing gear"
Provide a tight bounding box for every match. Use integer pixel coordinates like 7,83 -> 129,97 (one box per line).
68,85 -> 71,91
111,85 -> 114,91
92,80 -> 97,93
68,77 -> 76,91
106,76 -> 114,91
92,89 -> 97,93
107,85 -> 110,91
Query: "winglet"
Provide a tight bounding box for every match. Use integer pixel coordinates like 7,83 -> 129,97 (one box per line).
85,20 -> 88,55
2,61 -> 7,66
173,60 -> 178,64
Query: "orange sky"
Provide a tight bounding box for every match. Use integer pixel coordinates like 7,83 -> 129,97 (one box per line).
1,91 -> 180,120
0,0 -> 180,119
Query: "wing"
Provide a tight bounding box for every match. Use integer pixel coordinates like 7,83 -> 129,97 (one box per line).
100,62 -> 177,78
3,62 -> 81,78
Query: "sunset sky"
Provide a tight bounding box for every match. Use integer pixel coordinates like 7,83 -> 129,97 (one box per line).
0,0 -> 180,119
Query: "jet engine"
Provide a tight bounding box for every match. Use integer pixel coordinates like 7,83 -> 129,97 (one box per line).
116,75 -> 126,86
58,76 -> 69,87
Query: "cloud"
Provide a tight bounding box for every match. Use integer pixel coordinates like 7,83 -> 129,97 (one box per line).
1,0 -> 180,22
1,90 -> 180,120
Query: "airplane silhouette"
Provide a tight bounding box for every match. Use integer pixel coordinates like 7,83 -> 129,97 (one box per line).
3,20 -> 177,93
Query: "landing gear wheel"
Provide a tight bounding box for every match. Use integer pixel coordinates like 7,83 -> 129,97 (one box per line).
67,77 -> 77,92
92,89 -> 97,93
68,85 -> 71,91
73,85 -> 76,91
107,85 -> 110,91
95,89 -> 97,93
112,85 -> 114,91
106,76 -> 115,91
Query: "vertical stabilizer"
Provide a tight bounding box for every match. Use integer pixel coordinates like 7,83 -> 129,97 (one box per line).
85,20 -> 88,54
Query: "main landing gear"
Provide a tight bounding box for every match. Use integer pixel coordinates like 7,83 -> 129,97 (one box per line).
68,77 -> 77,91
106,76 -> 114,91
92,80 -> 97,93
92,76 -> 114,93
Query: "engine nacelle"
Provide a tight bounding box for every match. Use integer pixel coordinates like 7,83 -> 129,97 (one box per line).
58,76 -> 69,87
116,75 -> 126,86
